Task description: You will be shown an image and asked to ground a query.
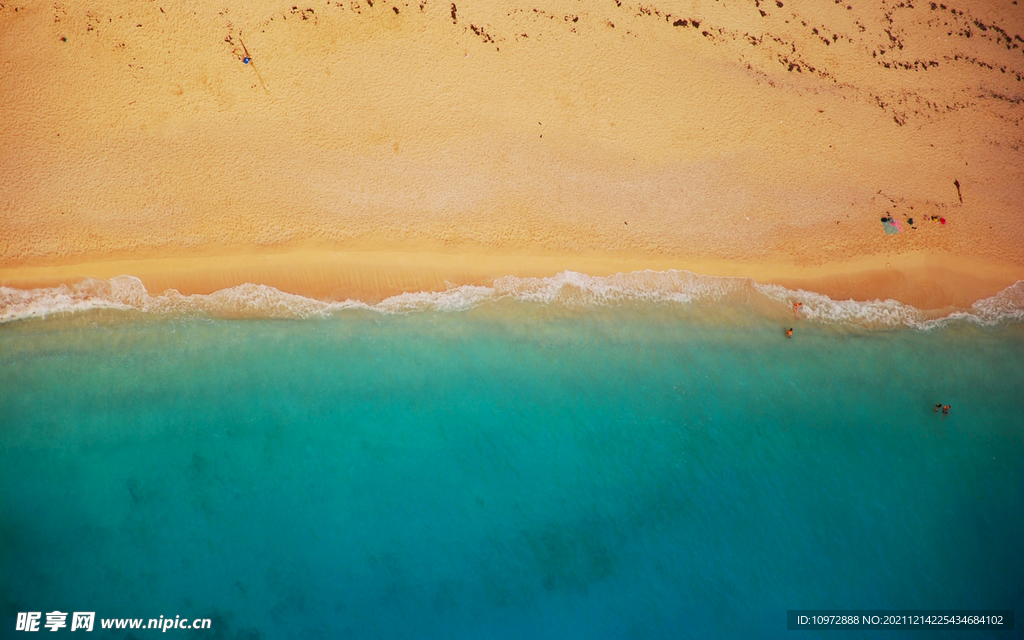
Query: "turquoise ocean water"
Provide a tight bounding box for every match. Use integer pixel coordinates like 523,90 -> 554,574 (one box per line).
1,280 -> 1023,638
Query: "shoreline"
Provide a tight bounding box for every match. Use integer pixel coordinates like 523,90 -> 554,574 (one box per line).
2,247 -> 1021,311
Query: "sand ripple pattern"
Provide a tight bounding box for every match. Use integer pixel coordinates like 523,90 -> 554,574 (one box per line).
2,272 -> 1022,328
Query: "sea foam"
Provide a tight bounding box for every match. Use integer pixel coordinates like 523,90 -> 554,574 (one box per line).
1,271 -> 1022,328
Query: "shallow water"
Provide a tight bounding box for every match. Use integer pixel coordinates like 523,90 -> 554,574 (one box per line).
1,302 -> 1022,638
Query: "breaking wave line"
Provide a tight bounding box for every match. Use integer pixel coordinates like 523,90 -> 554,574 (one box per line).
2,271 -> 1022,329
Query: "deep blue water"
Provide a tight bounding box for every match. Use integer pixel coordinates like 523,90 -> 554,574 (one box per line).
1,303 -> 1022,638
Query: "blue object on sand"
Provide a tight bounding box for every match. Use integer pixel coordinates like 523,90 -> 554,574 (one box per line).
243,57 -> 251,64
882,218 -> 899,235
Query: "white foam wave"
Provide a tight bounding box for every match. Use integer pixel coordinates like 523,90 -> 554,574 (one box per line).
753,282 -> 930,327
2,272 -> 1022,328
970,280 -> 1024,324
754,279 -> 1024,329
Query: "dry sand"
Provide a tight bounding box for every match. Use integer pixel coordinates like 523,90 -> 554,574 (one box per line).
2,0 -> 1023,308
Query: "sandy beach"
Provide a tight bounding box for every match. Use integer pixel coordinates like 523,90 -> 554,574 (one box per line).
2,0 -> 1023,308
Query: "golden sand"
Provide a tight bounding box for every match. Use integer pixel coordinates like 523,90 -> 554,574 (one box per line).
2,0 -> 1023,308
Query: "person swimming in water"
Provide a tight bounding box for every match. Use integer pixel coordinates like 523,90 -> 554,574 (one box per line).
934,403 -> 943,413
785,328 -> 793,338
942,405 -> 950,417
